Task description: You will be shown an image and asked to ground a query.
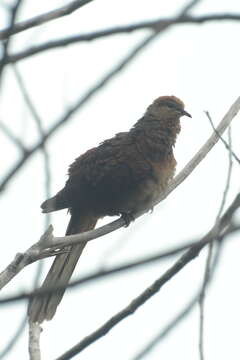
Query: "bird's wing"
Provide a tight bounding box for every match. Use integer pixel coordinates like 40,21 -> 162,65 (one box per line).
66,132 -> 153,192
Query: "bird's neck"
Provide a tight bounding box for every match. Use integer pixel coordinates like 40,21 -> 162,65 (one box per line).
130,115 -> 181,161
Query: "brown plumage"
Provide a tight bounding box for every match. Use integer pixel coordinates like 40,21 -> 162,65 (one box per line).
28,95 -> 191,323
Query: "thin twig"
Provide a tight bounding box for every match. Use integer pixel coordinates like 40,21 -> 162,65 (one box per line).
205,111 -> 240,165
0,313 -> 27,359
3,13 -> 240,65
12,65 -> 52,223
132,295 -> 199,360
198,126 -> 233,360
0,120 -> 26,152
0,0 -> 23,85
181,0 -> 202,13
0,0 -> 95,40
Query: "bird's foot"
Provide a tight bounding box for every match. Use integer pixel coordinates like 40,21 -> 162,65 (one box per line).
121,212 -> 135,227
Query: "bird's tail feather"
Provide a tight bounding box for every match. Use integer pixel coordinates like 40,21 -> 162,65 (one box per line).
28,212 -> 98,323
41,189 -> 69,213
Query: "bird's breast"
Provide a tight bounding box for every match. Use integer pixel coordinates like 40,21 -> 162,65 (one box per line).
149,155 -> 176,201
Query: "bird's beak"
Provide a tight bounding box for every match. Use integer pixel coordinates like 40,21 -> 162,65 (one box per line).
182,109 -> 192,118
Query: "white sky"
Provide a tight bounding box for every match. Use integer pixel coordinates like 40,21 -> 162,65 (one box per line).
0,0 -> 240,359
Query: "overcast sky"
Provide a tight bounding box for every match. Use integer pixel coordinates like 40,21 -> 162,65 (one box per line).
0,1 -> 240,359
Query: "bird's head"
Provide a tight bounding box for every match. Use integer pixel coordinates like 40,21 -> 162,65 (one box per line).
145,95 -> 191,120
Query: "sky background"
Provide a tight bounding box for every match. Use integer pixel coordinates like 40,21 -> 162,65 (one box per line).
0,0 -> 240,359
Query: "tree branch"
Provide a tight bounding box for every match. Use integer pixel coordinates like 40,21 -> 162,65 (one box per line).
0,120 -> 27,152
0,0 -> 23,85
132,232 -> 225,360
0,0 -> 95,40
28,321 -> 42,360
55,212 -> 238,360
205,111 -> 240,165
0,195 -> 239,305
3,14 -> 240,65
198,125 -> 233,360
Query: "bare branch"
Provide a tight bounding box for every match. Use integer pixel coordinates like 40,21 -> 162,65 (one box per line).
3,13 -> 240,65
181,0 -> 202,13
163,96 -> 240,198
132,234 -> 225,360
0,314 -> 27,359
198,125 -> 233,360
55,214 -> 238,360
0,0 -> 24,85
0,0 -> 95,40
28,321 -> 42,360
205,111 -> 240,165
0,120 -> 27,152
12,65 -> 52,223
132,293 -> 199,360
0,195 -> 239,306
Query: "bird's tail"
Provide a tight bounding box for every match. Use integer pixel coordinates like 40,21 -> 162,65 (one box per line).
28,212 -> 98,323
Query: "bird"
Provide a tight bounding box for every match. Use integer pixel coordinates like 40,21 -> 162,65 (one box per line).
28,95 -> 191,323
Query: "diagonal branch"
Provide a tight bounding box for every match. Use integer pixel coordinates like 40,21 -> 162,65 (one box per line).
198,125 -> 233,360
205,111 -> 240,164
55,212 -> 238,360
0,120 -> 27,152
0,194 -> 239,305
132,231 -> 225,360
0,0 -> 95,40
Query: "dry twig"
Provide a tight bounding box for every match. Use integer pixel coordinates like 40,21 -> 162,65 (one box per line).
198,125 -> 233,360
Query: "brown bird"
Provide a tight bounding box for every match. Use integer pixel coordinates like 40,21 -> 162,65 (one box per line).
28,95 -> 191,323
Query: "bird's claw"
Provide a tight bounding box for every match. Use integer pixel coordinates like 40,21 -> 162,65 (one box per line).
121,212 -> 135,227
